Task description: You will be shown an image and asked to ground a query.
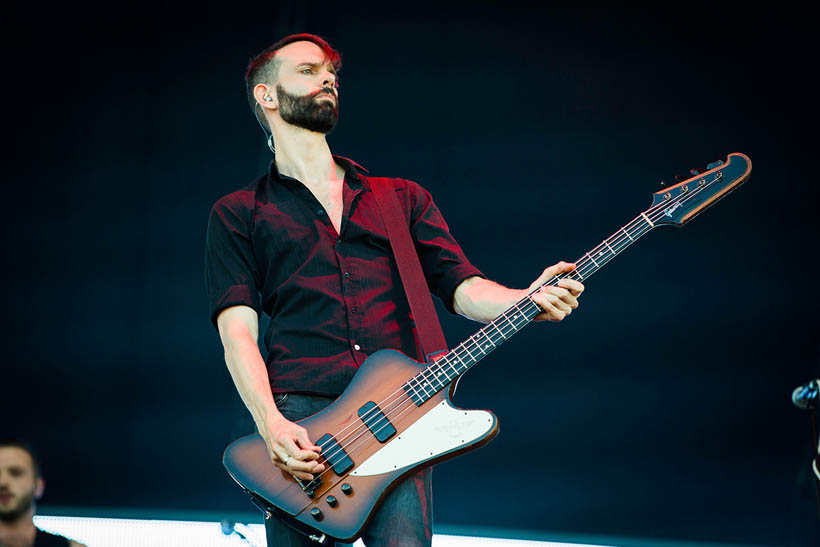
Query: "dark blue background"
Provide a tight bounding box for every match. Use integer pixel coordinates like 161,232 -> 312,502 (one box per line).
5,5 -> 818,546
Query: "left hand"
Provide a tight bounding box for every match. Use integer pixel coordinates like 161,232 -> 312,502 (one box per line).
527,261 -> 585,322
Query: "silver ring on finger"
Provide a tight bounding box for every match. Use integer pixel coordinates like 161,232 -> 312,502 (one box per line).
284,455 -> 291,466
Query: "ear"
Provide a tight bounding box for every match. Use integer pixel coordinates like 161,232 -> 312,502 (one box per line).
34,477 -> 45,500
253,83 -> 277,112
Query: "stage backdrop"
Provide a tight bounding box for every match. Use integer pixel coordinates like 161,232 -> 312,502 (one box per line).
4,5 -> 819,546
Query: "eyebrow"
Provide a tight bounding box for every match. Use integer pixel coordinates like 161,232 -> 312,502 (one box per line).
296,62 -> 337,74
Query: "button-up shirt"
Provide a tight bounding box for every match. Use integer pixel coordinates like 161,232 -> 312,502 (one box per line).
206,156 -> 484,396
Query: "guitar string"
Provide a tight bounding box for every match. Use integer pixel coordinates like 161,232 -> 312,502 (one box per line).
310,176 -> 719,479
305,175 -> 720,480
305,177 -> 716,478
326,175 -> 711,448
326,176 -> 708,449
307,179 -> 710,480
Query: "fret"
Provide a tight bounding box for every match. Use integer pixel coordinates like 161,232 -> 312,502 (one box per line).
478,329 -> 497,351
435,361 -> 452,382
451,349 -> 468,369
487,321 -> 508,341
525,295 -> 542,316
470,334 -> 488,355
500,311 -> 517,331
403,379 -> 424,406
442,356 -> 461,376
510,304 -> 528,323
432,365 -> 451,387
460,342 -> 477,361
397,206 -> 661,404
423,366 -> 446,390
412,374 -> 433,397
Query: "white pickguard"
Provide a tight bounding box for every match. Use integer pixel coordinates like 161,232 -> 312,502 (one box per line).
350,400 -> 495,477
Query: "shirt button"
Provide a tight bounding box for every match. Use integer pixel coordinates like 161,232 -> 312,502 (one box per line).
344,272 -> 351,278
317,209 -> 325,215
353,344 -> 361,351
351,306 -> 358,312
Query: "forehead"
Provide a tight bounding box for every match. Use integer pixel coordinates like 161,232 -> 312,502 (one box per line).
276,41 -> 331,68
0,447 -> 34,471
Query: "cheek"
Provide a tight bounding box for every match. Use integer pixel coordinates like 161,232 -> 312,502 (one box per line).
13,477 -> 37,495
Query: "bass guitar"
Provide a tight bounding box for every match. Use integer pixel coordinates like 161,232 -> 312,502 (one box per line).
223,152 -> 752,542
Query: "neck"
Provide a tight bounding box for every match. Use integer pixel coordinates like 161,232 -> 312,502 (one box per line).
270,122 -> 336,186
0,506 -> 36,545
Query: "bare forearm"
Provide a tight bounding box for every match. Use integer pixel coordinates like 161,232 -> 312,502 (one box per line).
217,307 -> 324,479
453,276 -> 528,323
220,318 -> 283,429
455,262 -> 584,324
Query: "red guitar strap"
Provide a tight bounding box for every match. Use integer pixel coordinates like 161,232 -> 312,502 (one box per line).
369,177 -> 448,362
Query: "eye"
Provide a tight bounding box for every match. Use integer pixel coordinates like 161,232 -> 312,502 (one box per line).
301,68 -> 313,75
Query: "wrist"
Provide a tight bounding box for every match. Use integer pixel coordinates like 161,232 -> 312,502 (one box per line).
252,400 -> 285,430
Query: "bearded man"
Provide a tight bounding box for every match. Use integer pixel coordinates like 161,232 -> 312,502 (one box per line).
0,441 -> 86,547
206,33 -> 584,546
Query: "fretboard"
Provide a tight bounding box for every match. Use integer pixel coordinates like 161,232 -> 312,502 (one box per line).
402,210 -> 658,406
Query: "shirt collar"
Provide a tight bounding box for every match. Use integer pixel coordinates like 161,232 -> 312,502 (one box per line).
268,154 -> 369,187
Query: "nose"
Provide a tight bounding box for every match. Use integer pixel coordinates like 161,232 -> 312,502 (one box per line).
322,71 -> 337,89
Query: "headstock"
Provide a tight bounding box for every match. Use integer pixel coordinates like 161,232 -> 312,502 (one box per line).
650,153 -> 751,227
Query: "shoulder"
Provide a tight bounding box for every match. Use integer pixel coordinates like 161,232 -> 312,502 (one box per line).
208,175 -> 265,230
365,176 -> 433,203
210,176 -> 262,216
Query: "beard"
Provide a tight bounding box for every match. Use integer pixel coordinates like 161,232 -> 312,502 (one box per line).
0,489 -> 35,522
276,84 -> 339,134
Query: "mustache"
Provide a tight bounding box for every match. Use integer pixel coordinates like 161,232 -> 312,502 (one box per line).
310,87 -> 337,100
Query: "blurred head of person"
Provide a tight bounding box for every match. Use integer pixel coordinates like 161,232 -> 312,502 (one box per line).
0,441 -> 44,522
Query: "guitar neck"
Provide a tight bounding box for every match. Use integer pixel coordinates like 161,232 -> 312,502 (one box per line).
403,211 -> 658,405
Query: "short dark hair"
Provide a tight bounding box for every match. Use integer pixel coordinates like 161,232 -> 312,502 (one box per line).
0,439 -> 41,477
245,33 -> 342,132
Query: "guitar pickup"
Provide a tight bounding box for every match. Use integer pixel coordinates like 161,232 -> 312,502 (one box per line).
316,433 -> 354,476
358,401 -> 397,443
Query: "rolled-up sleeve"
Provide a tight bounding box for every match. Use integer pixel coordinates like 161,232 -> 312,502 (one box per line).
205,191 -> 262,329
402,180 -> 485,314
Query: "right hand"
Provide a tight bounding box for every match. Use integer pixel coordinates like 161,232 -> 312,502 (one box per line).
260,417 -> 325,481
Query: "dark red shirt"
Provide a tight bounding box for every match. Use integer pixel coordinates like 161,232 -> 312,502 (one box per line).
205,156 -> 484,396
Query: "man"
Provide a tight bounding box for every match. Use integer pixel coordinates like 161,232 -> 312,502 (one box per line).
206,34 -> 584,546
0,441 -> 86,547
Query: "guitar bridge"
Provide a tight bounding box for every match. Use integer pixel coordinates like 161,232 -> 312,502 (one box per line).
294,476 -> 323,498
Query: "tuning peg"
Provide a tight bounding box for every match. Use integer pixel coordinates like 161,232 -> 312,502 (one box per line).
706,159 -> 724,170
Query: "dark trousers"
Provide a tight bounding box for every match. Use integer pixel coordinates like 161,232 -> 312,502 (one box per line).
264,393 -> 433,547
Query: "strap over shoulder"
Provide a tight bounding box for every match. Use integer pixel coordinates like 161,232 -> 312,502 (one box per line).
369,177 -> 448,360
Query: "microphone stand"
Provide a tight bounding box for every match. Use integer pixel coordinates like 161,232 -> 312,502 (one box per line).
810,411 -> 820,521
792,379 -> 820,521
